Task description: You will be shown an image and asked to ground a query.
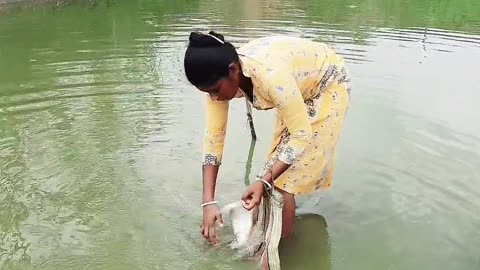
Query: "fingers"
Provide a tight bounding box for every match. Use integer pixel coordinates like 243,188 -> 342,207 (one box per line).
209,226 -> 217,245
202,224 -> 209,240
241,188 -> 256,210
201,223 -> 221,245
243,194 -> 261,210
248,198 -> 260,210
243,198 -> 254,210
216,213 -> 224,227
201,224 -> 214,244
241,199 -> 250,209
201,207 -> 225,245
242,182 -> 265,210
241,190 -> 252,201
243,202 -> 253,211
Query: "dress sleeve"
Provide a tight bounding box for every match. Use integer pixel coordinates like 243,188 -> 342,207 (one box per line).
202,94 -> 229,165
266,70 -> 312,164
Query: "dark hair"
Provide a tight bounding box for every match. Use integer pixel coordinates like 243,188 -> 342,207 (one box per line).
184,31 -> 239,88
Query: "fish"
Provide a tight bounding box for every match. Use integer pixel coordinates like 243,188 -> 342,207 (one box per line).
221,201 -> 256,250
221,189 -> 284,269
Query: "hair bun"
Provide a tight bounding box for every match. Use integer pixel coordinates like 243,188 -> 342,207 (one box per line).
189,31 -> 225,48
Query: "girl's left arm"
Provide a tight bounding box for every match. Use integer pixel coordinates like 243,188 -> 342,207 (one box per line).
241,69 -> 312,210
261,69 -> 312,184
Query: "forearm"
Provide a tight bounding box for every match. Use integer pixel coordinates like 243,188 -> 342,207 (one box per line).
262,159 -> 291,184
202,164 -> 220,203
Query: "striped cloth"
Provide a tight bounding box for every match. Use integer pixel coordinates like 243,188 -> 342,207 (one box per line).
221,187 -> 284,269
252,189 -> 284,270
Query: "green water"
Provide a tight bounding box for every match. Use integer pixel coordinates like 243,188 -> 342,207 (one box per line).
1,0 -> 479,269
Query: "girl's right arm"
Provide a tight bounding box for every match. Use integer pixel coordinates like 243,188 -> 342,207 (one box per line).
201,164 -> 223,245
202,164 -> 219,205
200,95 -> 229,245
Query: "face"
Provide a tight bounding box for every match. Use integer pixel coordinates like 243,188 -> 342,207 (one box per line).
199,63 -> 240,101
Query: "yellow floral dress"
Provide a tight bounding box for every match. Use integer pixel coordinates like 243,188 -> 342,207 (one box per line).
203,36 -> 351,195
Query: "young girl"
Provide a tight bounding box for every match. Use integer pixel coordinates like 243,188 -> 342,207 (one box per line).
184,31 -> 351,245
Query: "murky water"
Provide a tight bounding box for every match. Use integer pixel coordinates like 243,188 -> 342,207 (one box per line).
1,0 -> 479,269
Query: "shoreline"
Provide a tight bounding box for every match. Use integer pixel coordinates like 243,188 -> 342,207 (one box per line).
0,0 -> 77,11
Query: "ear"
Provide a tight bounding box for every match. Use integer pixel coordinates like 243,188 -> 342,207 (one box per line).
228,63 -> 240,82
228,63 -> 240,76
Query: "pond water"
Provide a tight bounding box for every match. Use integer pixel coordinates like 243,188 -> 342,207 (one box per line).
1,0 -> 479,269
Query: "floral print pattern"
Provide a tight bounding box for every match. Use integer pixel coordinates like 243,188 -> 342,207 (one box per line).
203,154 -> 219,166
258,81 -> 350,194
202,36 -> 351,195
306,100 -> 316,117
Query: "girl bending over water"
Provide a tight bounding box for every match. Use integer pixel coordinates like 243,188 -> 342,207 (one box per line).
184,31 -> 351,245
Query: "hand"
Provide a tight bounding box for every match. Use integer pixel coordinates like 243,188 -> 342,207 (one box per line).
241,181 -> 264,210
200,204 -> 224,245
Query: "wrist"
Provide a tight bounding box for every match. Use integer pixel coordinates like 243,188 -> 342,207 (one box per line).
261,173 -> 273,184
202,198 -> 215,204
256,176 -> 272,191
201,200 -> 218,208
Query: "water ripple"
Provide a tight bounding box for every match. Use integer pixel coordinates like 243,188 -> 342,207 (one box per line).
1,0 -> 480,269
